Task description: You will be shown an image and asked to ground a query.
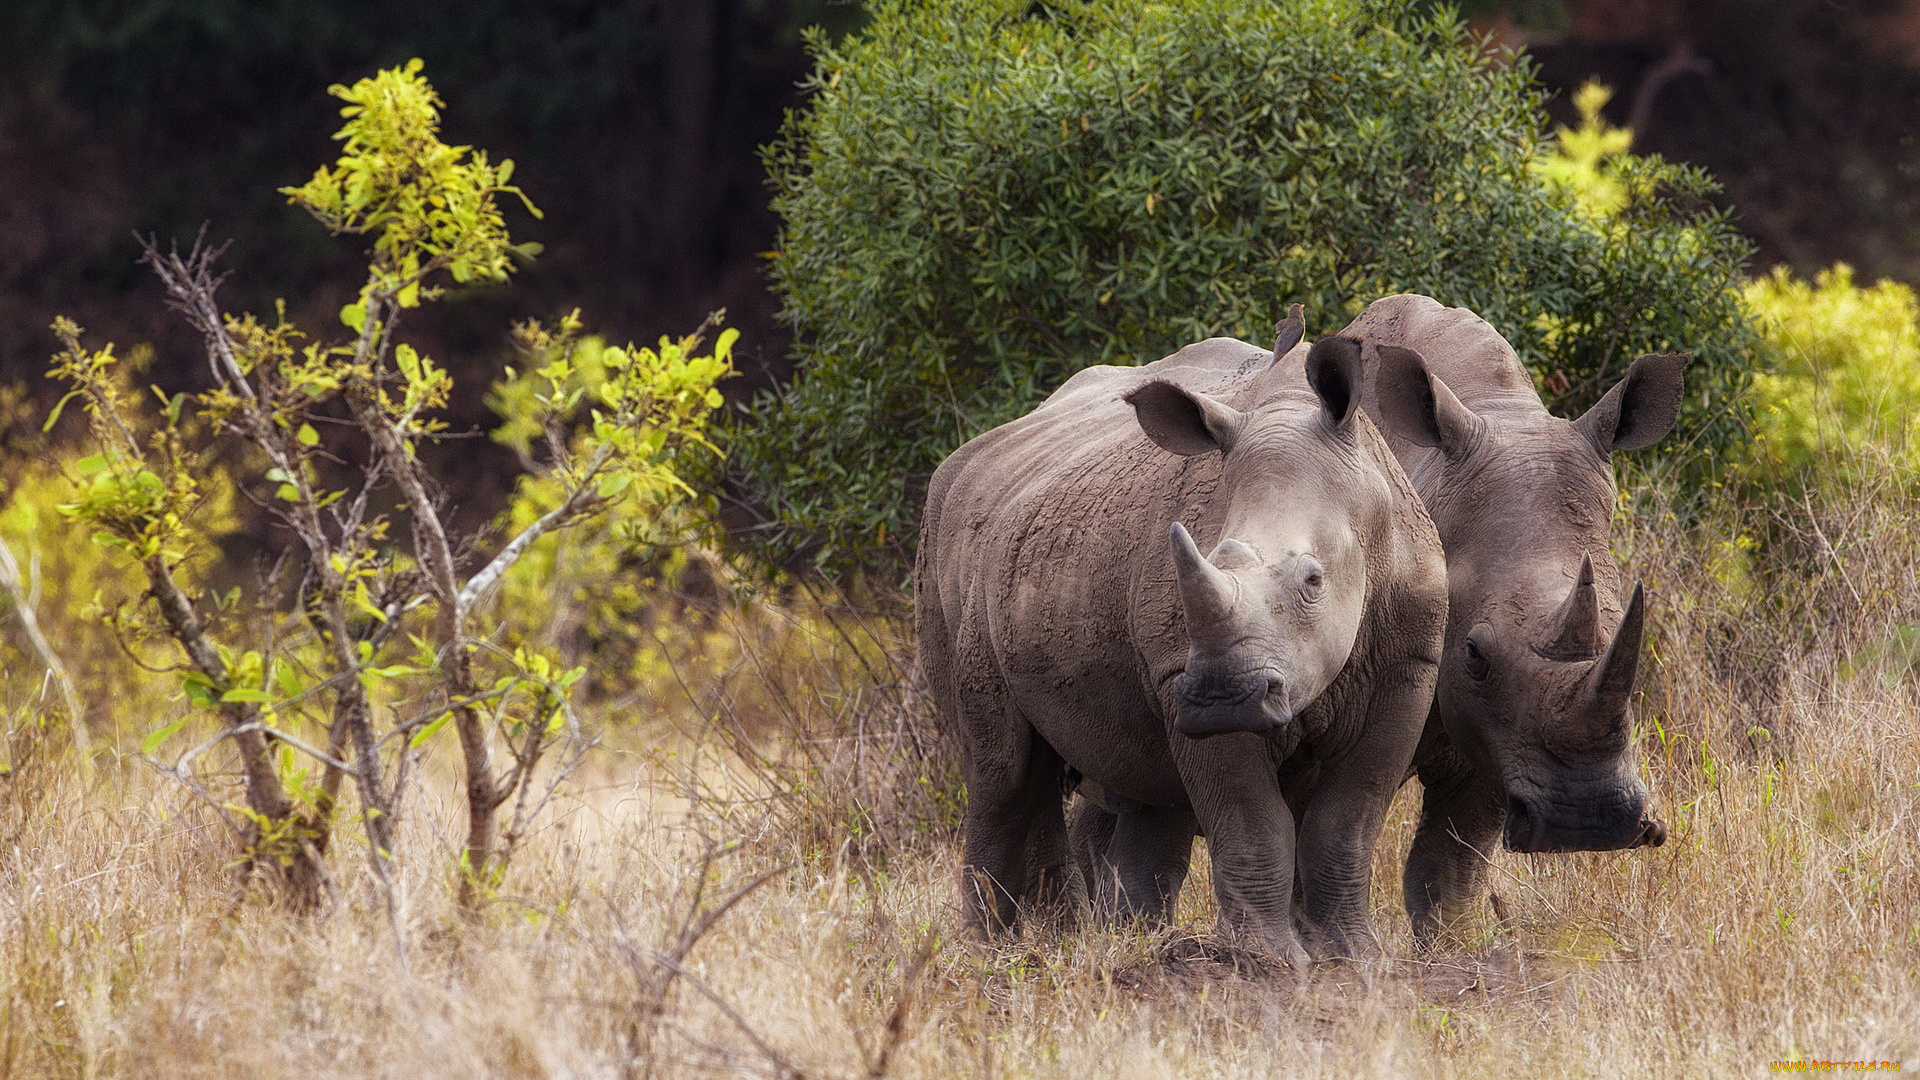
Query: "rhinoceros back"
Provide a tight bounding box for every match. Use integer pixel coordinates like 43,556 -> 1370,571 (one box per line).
1343,294 -> 1541,414
919,337 -> 1275,665
916,337 -> 1289,792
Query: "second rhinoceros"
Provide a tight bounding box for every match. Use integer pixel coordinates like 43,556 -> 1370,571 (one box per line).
916,328 -> 1448,964
1343,294 -> 1674,940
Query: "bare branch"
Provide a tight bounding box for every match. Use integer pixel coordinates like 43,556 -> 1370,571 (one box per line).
137,230 -> 251,401
457,441 -> 618,613
136,753 -> 246,843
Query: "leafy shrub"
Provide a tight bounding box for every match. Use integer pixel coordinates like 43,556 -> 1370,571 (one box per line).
0,378 -> 203,743
37,61 -> 733,909
487,322 -> 726,689
732,0 -> 1757,580
1742,264 -> 1920,486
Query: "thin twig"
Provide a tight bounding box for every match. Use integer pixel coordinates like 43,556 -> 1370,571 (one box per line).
866,934 -> 938,1080
0,534 -> 89,760
457,441 -> 616,613
650,955 -> 806,1080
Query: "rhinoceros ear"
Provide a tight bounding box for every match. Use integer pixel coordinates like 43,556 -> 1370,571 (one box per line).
1368,341 -> 1481,454
1573,353 -> 1688,454
1304,335 -> 1365,430
1125,379 -> 1245,456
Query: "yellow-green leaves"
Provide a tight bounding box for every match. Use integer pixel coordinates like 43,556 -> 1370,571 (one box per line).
1744,264 -> 1920,488
489,312 -> 735,524
404,645 -> 583,750
1531,81 -> 1635,222
482,314 -> 733,687
46,322 -> 202,564
282,58 -> 540,312
409,711 -> 454,749
142,715 -> 193,756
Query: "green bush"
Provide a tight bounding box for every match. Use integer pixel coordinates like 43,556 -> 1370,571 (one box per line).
731,0 -> 1757,581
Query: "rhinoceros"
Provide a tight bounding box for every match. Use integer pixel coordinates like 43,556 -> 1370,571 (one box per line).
916,324 -> 1449,964
1068,297 -> 1680,945
1339,294 -> 1675,940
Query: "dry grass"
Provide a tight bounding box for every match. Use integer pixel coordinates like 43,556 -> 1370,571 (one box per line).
4,488 -> 1919,1079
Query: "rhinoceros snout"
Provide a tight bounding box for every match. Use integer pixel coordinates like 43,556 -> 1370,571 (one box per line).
1173,670 -> 1285,738
1504,791 -> 1664,853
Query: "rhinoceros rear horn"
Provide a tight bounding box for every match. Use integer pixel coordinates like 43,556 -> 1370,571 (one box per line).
1367,341 -> 1480,453
1540,554 -> 1605,661
1304,335 -> 1365,429
1573,353 -> 1689,454
1586,582 -> 1646,709
1169,521 -> 1235,629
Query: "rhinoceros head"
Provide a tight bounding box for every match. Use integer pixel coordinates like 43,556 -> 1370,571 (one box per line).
1373,346 -> 1686,852
1125,334 -> 1420,739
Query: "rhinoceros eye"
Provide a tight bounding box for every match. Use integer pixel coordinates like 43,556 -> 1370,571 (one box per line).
1463,630 -> 1491,681
1297,555 -> 1325,599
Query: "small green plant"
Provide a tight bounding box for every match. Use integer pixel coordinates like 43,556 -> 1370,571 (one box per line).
44,60 -> 733,913
484,316 -> 736,685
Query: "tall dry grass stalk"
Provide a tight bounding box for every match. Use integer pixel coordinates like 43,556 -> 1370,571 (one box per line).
3,481 -> 1918,1078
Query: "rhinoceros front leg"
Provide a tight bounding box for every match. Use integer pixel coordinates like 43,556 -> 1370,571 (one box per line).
1294,659 -> 1435,961
1402,726 -> 1505,945
1176,737 -> 1309,968
1067,790 -> 1196,923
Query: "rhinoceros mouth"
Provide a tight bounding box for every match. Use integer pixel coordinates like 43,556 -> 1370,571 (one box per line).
1173,669 -> 1286,738
1503,793 -> 1666,853
1177,670 -> 1270,707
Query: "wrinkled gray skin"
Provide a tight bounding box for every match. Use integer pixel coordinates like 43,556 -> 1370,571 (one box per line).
1343,294 -> 1676,942
916,331 -> 1447,965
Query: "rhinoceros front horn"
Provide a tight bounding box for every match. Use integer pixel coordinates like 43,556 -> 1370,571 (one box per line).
1540,554 -> 1605,661
1169,521 -> 1235,631
1585,582 -> 1646,711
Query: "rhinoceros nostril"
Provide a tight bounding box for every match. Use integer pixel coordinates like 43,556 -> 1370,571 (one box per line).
1503,795 -> 1543,853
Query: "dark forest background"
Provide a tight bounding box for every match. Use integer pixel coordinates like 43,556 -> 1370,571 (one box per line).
4,0 -> 1919,508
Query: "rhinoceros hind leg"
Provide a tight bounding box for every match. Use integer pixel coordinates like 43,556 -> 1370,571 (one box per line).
960,728 -> 1074,937
1066,793 -> 1119,914
1070,795 -> 1195,924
